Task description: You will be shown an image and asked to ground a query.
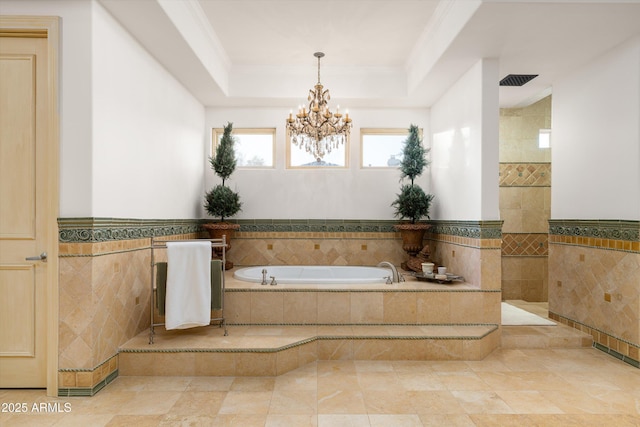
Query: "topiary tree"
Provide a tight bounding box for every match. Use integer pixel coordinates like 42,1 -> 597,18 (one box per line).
204,122 -> 242,222
391,124 -> 434,223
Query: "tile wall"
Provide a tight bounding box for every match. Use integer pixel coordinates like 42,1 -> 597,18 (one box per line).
56,218 -> 504,395
548,220 -> 640,368
57,218 -> 202,396
499,96 -> 552,301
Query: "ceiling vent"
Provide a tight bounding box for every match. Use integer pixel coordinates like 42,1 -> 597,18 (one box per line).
499,74 -> 538,86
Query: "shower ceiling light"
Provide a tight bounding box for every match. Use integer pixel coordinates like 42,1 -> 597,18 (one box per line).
286,52 -> 352,160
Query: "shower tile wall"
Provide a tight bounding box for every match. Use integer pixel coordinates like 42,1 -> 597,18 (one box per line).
499,96 -> 552,301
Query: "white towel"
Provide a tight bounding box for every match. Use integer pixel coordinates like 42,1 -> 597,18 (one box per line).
165,241 -> 211,330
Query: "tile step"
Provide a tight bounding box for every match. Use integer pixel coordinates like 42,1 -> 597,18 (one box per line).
118,324 -> 500,377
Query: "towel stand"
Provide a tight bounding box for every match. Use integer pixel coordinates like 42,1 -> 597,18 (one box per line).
149,237 -> 228,344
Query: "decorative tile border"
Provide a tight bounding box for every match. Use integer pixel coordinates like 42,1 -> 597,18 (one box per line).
549,220 -> 639,253
499,162 -> 551,187
58,217 -> 203,243
549,311 -> 639,369
58,218 -> 505,242
428,220 -> 503,239
58,354 -> 119,397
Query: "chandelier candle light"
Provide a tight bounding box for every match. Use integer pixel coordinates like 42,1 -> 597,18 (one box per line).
287,52 -> 352,160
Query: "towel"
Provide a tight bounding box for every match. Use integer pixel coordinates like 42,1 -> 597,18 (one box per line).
165,241 -> 212,330
156,260 -> 223,315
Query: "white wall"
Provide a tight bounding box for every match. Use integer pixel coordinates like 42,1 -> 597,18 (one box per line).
92,2 -> 205,218
429,59 -> 500,221
552,36 -> 640,221
2,0 -> 207,219
205,108 -> 429,220
1,0 -> 94,217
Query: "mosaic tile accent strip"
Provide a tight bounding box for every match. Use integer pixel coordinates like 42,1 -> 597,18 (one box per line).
428,220 -> 503,239
549,219 -> 639,242
235,219 -> 398,233
499,163 -> 551,187
502,233 -> 548,256
58,217 -> 203,243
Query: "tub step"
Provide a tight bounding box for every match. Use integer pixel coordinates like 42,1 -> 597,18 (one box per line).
118,324 -> 499,377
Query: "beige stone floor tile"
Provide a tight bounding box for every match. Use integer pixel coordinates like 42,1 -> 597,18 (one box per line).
105,414 -> 163,426
362,390 -> 416,414
269,389 -> 317,414
317,389 -> 367,414
495,390 -> 564,413
436,371 -> 493,391
185,376 -> 235,391
212,414 -> 268,426
218,391 -> 273,414
105,375 -> 192,392
418,413 -> 476,426
408,390 -> 466,414
357,371 -> 404,392
397,371 -> 447,391
451,390 -> 515,414
317,414 -> 370,427
167,391 -> 226,416
368,413 -> 423,426
265,414 -> 318,427
230,376 -> 276,392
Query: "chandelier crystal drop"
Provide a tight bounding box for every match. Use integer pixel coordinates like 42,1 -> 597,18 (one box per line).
286,52 -> 352,159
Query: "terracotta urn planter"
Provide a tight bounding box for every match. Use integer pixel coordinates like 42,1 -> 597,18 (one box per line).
394,223 -> 431,270
202,222 -> 240,270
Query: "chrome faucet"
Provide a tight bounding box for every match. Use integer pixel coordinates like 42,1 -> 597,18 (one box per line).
377,261 -> 403,283
261,269 -> 268,285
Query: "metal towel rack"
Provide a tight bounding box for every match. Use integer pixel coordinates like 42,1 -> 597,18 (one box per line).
149,237 -> 228,344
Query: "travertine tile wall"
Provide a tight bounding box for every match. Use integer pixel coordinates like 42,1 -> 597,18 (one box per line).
56,218 -> 504,393
499,95 -> 552,301
57,218 -> 202,395
548,220 -> 640,367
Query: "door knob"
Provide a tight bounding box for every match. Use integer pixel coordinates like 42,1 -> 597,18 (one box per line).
25,252 -> 47,262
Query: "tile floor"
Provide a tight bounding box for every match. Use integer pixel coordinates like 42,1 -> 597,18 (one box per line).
1,303 -> 639,427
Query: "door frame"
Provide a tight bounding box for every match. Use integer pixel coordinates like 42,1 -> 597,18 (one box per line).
0,15 -> 60,396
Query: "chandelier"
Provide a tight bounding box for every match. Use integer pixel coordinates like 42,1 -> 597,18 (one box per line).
286,52 -> 352,159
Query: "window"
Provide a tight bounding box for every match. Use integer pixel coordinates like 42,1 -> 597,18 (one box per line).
361,128 -> 419,168
286,129 -> 348,168
538,129 -> 551,148
212,128 -> 275,168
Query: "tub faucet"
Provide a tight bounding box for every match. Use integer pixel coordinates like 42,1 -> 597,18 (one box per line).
377,261 -> 403,283
261,269 -> 268,285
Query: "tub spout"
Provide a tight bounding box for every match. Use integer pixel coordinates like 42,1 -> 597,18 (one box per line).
261,269 -> 268,285
377,261 -> 402,283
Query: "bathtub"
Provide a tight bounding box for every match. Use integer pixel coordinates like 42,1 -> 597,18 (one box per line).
233,265 -> 393,284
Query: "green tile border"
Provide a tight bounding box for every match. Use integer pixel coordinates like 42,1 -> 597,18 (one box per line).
58,217 -> 203,243
58,370 -> 118,397
58,218 -> 505,243
548,219 -> 639,242
428,220 -> 503,239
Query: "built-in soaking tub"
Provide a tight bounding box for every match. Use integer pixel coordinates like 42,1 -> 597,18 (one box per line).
233,265 -> 394,284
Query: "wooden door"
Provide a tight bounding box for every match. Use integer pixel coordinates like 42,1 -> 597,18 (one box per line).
0,32 -> 50,388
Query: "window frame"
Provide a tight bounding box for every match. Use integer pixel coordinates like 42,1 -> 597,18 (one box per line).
211,127 -> 276,169
360,128 -> 422,169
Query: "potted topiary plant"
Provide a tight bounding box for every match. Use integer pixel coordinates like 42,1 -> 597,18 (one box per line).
392,124 -> 435,270
203,122 -> 242,269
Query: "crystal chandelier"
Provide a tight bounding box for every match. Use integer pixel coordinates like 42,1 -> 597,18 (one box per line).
286,52 -> 352,159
